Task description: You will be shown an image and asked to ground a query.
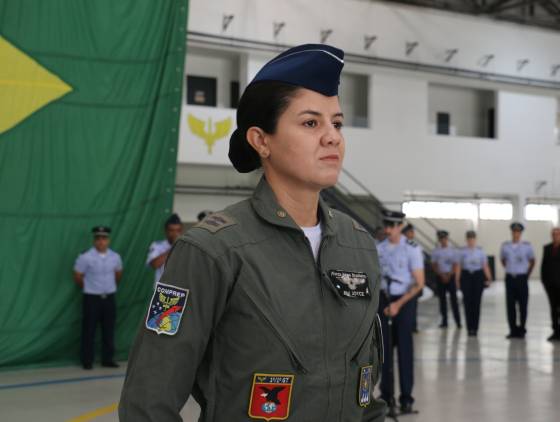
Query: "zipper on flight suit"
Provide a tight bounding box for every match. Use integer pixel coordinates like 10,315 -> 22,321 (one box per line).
302,234 -> 332,417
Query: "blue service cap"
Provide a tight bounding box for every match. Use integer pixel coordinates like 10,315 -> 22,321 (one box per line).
92,226 -> 111,236
510,222 -> 524,231
382,209 -> 406,224
229,44 -> 345,173
437,230 -> 449,239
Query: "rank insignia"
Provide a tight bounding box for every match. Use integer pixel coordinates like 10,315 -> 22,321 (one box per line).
328,270 -> 371,299
145,282 -> 189,336
248,373 -> 294,421
358,365 -> 373,407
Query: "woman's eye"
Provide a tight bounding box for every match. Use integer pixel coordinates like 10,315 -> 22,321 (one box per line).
333,121 -> 344,130
303,120 -> 317,128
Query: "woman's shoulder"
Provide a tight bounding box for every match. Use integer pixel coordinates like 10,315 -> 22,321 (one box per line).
330,209 -> 377,251
181,199 -> 269,254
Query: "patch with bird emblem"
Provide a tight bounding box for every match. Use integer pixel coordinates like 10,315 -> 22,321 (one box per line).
248,373 -> 294,421
358,365 -> 373,407
145,282 -> 189,336
328,270 -> 371,299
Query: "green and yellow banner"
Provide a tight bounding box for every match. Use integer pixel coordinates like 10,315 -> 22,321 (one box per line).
0,0 -> 188,368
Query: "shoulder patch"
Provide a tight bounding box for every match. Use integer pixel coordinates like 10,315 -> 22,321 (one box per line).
146,282 -> 189,336
194,212 -> 237,234
352,219 -> 369,233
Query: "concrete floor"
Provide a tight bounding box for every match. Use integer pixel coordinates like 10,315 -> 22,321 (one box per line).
1,281 -> 558,422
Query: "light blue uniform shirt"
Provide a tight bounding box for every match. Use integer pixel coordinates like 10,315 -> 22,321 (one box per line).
500,241 -> 535,275
431,246 -> 457,273
74,247 -> 122,295
146,239 -> 172,285
376,235 -> 424,295
457,247 -> 487,272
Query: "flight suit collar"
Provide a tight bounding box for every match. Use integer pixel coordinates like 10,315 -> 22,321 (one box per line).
251,176 -> 337,236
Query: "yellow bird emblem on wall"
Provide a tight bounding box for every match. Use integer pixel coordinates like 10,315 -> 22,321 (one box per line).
187,114 -> 232,154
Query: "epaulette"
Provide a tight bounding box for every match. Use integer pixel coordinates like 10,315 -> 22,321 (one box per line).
194,212 -> 237,234
352,219 -> 369,234
406,239 -> 419,247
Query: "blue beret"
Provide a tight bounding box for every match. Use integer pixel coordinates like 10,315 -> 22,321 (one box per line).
251,44 -> 344,96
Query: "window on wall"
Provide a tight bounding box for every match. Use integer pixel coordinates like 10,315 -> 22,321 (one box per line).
402,201 -> 477,220
339,73 -> 369,128
186,76 -> 217,107
479,203 -> 513,220
525,204 -> 559,224
428,83 -> 496,139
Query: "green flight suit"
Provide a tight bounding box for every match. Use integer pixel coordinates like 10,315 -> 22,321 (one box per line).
119,177 -> 386,421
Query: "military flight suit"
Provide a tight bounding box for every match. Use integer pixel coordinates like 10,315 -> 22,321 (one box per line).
119,177 -> 386,421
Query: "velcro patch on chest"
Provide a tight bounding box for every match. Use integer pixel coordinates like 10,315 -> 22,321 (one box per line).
328,270 -> 371,299
194,212 -> 237,234
145,282 -> 189,336
248,373 -> 294,421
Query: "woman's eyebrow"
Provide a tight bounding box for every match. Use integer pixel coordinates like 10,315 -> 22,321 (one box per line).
298,110 -> 344,118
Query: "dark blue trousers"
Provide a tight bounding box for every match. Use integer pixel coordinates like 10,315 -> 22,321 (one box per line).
437,275 -> 461,326
505,273 -> 529,335
461,270 -> 485,333
81,293 -> 116,366
378,292 -> 415,406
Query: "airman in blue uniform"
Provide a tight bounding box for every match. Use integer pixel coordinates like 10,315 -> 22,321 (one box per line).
455,231 -> 492,337
376,210 -> 425,414
432,230 -> 461,328
146,214 -> 183,285
500,222 -> 535,339
73,226 -> 123,369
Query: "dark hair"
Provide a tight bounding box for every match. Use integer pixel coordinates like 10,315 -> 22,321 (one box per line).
229,81 -> 301,172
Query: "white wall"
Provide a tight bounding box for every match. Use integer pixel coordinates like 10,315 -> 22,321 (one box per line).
189,0 -> 560,83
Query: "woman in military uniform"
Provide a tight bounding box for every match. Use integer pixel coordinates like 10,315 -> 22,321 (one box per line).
120,44 -> 386,422
455,231 -> 493,337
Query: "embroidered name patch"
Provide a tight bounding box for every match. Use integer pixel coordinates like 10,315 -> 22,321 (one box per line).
145,282 -> 189,336
248,373 -> 294,421
358,365 -> 373,407
328,270 -> 371,299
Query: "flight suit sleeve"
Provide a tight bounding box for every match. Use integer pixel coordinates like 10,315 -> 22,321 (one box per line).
119,238 -> 233,421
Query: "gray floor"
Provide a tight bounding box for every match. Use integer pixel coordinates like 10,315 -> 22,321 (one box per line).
1,281 -> 558,422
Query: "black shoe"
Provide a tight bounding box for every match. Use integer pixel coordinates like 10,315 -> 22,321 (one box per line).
506,333 -> 518,339
468,331 -> 477,337
547,334 -> 560,342
82,363 -> 93,370
439,323 -> 448,329
456,324 -> 462,329
101,361 -> 119,368
400,403 -> 414,414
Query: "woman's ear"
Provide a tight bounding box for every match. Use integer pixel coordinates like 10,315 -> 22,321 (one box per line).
246,127 -> 270,159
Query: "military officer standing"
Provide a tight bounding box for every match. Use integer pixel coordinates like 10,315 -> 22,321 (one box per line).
455,231 -> 492,337
432,230 -> 461,329
73,226 -> 123,369
146,213 -> 183,285
540,227 -> 560,342
402,224 -> 421,333
376,210 -> 425,414
120,44 -> 386,421
500,222 -> 535,339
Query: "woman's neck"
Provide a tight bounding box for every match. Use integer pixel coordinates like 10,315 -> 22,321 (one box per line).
266,174 -> 320,227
